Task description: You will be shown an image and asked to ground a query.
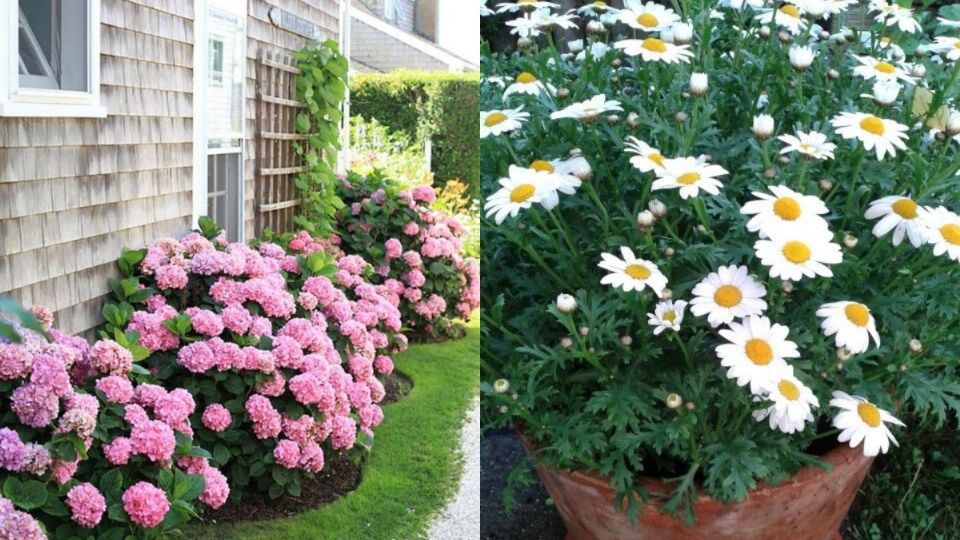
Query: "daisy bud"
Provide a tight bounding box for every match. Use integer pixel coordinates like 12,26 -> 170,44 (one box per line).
666,393 -> 683,409
871,80 -> 901,106
682,91 -> 691,99
556,294 -> 578,313
606,114 -> 620,125
611,59 -> 622,68
511,393 -> 518,401
908,338 -> 923,353
586,20 -> 604,35
560,337 -> 573,349
578,326 -> 589,336
561,53 -> 573,62
752,114 -> 774,139
778,156 -> 790,165
626,112 -> 640,128
673,22 -> 693,45
789,45 -> 816,71
636,210 -> 656,228
517,223 -> 526,230
899,364 -> 907,372
684,402 -> 695,411
620,335 -> 633,346
571,160 -> 593,181
556,87 -> 570,98
909,64 -> 926,78
689,72 -> 708,96
648,199 -> 667,218
588,347 -> 596,353
781,281 -> 794,294
763,169 -> 776,179
759,26 -> 771,38
493,379 -> 510,394
946,110 -> 960,137
661,26 -> 676,43
674,111 -> 688,123
567,39 -> 584,54
843,234 -> 858,248
835,362 -> 844,371
609,75 -> 620,84
836,347 -> 852,361
696,224 -> 706,233
661,288 -> 673,300
777,31 -> 793,44
827,68 -> 840,80
568,147 -> 582,157
498,405 -> 508,414
892,48 -> 905,62
818,178 -> 833,192
663,246 -> 675,257
518,37 -> 534,50
819,30 -> 830,40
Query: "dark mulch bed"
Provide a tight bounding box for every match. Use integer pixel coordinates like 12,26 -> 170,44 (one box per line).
481,428 -> 566,540
201,370 -> 413,524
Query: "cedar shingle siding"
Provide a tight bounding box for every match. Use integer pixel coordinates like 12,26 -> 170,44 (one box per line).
0,0 -> 340,336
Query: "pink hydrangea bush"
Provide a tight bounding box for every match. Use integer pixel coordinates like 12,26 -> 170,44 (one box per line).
107,223 -> 405,501
0,311 -> 220,538
317,171 -> 479,340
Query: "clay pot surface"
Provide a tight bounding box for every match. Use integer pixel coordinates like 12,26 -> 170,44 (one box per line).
520,431 -> 873,540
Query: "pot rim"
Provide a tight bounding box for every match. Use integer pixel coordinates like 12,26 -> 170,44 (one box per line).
516,425 -> 874,508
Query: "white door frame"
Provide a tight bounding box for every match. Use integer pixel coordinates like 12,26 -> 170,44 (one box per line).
192,0 -> 247,239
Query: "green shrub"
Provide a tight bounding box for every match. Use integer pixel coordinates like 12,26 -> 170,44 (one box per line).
350,70 -> 480,195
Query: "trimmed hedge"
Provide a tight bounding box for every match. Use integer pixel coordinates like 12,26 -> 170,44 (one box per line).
350,70 -> 480,195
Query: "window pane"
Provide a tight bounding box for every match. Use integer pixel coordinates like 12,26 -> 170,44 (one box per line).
19,0 -> 88,92
207,9 -> 244,139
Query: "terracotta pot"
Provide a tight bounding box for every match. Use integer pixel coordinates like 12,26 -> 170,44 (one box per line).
519,431 -> 873,540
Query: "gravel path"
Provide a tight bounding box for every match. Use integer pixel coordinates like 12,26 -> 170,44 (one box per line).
428,397 -> 481,540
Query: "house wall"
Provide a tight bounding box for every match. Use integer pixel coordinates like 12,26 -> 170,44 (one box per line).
0,0 -> 340,336
350,15 -> 449,72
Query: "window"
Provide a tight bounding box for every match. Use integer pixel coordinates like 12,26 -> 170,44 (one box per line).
0,0 -> 105,117
208,38 -> 224,85
384,0 -> 401,23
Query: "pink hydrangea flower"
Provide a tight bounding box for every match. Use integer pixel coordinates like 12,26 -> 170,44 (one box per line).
11,383 -> 59,428
155,264 -> 189,290
90,340 -> 133,376
177,341 -> 216,373
201,404 -> 232,432
289,373 -> 323,405
122,481 -> 170,529
0,344 -> 33,380
299,441 -> 325,473
96,375 -> 135,403
411,185 -> 436,203
103,437 -> 132,466
200,466 -> 230,509
185,307 -> 224,337
177,456 -> 208,474
130,420 -> 176,462
66,483 -> 106,528
51,458 -> 79,485
0,428 -> 26,472
0,496 -> 46,539
221,304 -> 253,334
330,416 -> 357,450
273,439 -> 301,469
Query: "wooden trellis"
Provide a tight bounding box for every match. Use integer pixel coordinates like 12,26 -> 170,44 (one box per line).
254,50 -> 308,236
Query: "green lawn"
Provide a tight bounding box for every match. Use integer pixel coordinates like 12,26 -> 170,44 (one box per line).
194,317 -> 480,540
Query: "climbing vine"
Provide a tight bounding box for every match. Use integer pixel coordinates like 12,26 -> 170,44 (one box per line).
292,39 -> 349,236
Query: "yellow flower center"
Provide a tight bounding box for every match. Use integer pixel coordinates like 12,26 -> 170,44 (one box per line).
859,115 -> 885,136
648,152 -> 665,167
518,0 -> 536,4
782,241 -> 811,263
874,61 -> 896,74
676,172 -> 700,185
891,198 -> 918,219
940,223 -> 960,245
593,0 -> 607,6
637,12 -> 659,28
529,159 -> 555,173
625,264 -> 651,279
509,184 -> 536,203
516,71 -> 537,83
779,5 -> 800,18
663,310 -> 677,323
641,38 -> 668,53
485,112 -> 508,127
857,402 -> 882,427
745,338 -> 774,366
773,197 -> 802,221
954,41 -> 960,50
778,379 -> 801,401
844,303 -> 871,327
879,36 -> 891,47
713,285 -> 743,308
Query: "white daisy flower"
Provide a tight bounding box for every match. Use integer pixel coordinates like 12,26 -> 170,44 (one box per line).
929,36 -> 960,62
503,72 -> 556,99
777,130 -> 837,160
938,17 -> 960,29
483,76 -> 511,88
740,185 -> 831,238
484,166 -> 556,224
830,391 -> 905,457
864,80 -> 902,106
689,265 -> 768,328
505,10 -> 551,37
598,247 -> 668,297
523,157 -> 585,210
919,206 -> 960,262
757,5 -> 808,35
550,94 -> 623,121
754,227 -> 843,281
788,45 -> 816,71
851,55 -> 916,85
869,1 -> 921,34
716,315 -> 800,394
754,365 -> 819,434
830,111 -> 909,161
577,1 -> 619,16
576,41 -> 613,62
647,300 -> 688,335
864,195 -> 925,247
651,156 -> 729,199
496,0 -> 559,13
617,0 -> 680,32
791,0 -> 847,19
480,107 -> 529,138
481,0 -> 495,16
717,0 -> 765,10
624,137 -> 667,173
613,38 -> 694,64
816,301 -> 881,354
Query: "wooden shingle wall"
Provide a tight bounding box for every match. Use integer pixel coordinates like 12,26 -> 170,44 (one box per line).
0,0 -> 196,335
244,0 -> 341,240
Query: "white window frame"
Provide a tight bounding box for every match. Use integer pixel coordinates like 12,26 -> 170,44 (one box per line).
0,0 -> 106,118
